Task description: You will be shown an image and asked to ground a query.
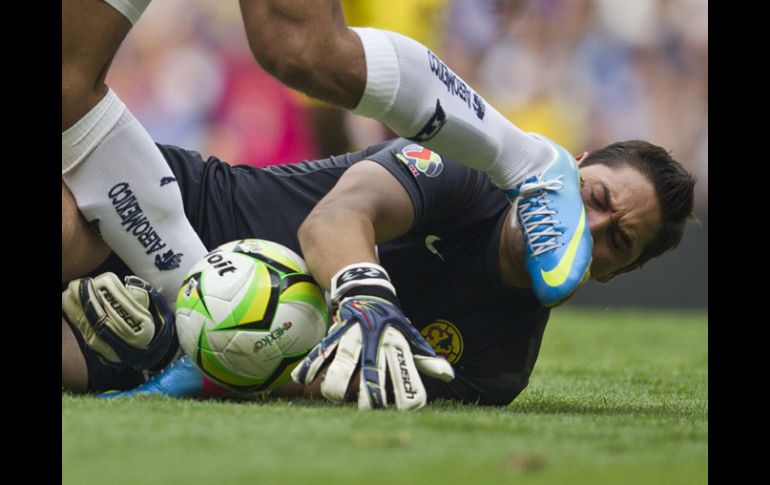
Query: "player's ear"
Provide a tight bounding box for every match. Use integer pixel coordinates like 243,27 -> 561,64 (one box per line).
595,264 -> 639,283
575,151 -> 589,165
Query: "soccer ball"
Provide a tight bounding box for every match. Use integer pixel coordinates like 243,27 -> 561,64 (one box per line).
175,239 -> 329,393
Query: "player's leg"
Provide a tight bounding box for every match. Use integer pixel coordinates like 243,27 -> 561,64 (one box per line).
239,0 -> 366,109
61,0 -> 133,130
62,0 -> 208,305
62,182 -> 111,283
238,0 -> 591,306
238,0 -> 549,180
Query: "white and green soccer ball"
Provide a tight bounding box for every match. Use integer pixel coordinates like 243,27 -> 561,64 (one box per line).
175,239 -> 329,393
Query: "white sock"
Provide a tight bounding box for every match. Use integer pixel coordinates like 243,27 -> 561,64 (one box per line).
103,0 -> 152,25
351,27 -> 553,190
62,89 -> 207,307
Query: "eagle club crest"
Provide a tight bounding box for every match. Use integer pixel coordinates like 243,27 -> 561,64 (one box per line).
421,320 -> 463,364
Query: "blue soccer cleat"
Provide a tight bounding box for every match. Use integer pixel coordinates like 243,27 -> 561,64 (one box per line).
504,134 -> 592,307
98,355 -> 209,399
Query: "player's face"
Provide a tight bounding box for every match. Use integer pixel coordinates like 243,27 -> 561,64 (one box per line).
576,156 -> 662,283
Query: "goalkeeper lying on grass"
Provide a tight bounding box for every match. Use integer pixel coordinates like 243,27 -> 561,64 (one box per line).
62,0 -> 694,411
62,136 -> 694,408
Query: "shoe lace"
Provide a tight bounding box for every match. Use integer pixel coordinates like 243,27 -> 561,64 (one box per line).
512,177 -> 565,257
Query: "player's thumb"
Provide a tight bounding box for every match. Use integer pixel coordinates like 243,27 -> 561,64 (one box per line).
413,355 -> 454,382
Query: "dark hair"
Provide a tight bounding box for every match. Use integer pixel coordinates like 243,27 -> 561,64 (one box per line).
581,140 -> 696,268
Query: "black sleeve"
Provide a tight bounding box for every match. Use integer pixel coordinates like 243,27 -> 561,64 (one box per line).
362,139 -> 492,230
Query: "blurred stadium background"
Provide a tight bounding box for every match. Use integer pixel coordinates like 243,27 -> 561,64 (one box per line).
108,0 -> 707,309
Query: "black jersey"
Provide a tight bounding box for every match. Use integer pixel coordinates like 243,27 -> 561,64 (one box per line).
97,138 -> 550,405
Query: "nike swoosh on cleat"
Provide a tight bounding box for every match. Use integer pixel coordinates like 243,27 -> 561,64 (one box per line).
540,209 -> 587,287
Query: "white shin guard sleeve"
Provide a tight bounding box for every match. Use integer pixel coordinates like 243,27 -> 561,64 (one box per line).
61,88 -> 125,174
351,27 -> 552,189
62,89 -> 207,307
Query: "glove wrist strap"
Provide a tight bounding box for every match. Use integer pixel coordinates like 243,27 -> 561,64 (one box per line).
330,263 -> 398,307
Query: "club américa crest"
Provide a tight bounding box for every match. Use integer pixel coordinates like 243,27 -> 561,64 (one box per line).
420,319 -> 463,364
396,144 -> 444,178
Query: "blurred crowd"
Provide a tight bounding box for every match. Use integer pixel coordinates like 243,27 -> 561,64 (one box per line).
108,0 -> 707,207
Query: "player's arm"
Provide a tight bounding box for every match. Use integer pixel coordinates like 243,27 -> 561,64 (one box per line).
297,160 -> 412,286
294,160 -> 409,403
295,160 -> 454,410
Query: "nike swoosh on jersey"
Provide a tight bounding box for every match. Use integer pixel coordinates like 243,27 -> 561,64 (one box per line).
540,209 -> 587,287
425,235 -> 444,261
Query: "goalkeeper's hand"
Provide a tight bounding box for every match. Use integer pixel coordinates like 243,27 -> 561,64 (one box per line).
62,272 -> 176,372
291,264 -> 454,410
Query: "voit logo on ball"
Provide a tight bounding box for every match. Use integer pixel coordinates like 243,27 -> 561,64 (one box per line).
396,144 -> 444,178
421,319 -> 463,364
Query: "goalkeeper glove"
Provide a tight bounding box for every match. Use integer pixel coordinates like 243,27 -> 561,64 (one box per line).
62,272 -> 176,372
291,263 -> 454,410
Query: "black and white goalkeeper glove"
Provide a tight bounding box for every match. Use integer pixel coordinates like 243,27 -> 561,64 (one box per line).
291,263 -> 454,410
62,272 -> 177,372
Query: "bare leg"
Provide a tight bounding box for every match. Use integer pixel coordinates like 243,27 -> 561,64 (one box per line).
62,181 -> 111,283
238,0 -> 365,109
62,318 -> 89,393
60,0 -> 122,385
62,0 -> 133,130
308,105 -> 350,157
61,0 -> 128,281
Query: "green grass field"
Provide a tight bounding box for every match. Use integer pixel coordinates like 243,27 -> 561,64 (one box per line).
62,308 -> 707,485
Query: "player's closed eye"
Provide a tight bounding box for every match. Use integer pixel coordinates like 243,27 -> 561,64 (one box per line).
609,227 -> 623,251
590,189 -> 603,210
590,188 -> 622,252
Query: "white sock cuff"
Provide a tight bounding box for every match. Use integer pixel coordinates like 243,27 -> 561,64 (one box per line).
62,88 -> 126,174
487,130 -> 554,188
350,27 -> 400,119
104,0 -> 151,25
